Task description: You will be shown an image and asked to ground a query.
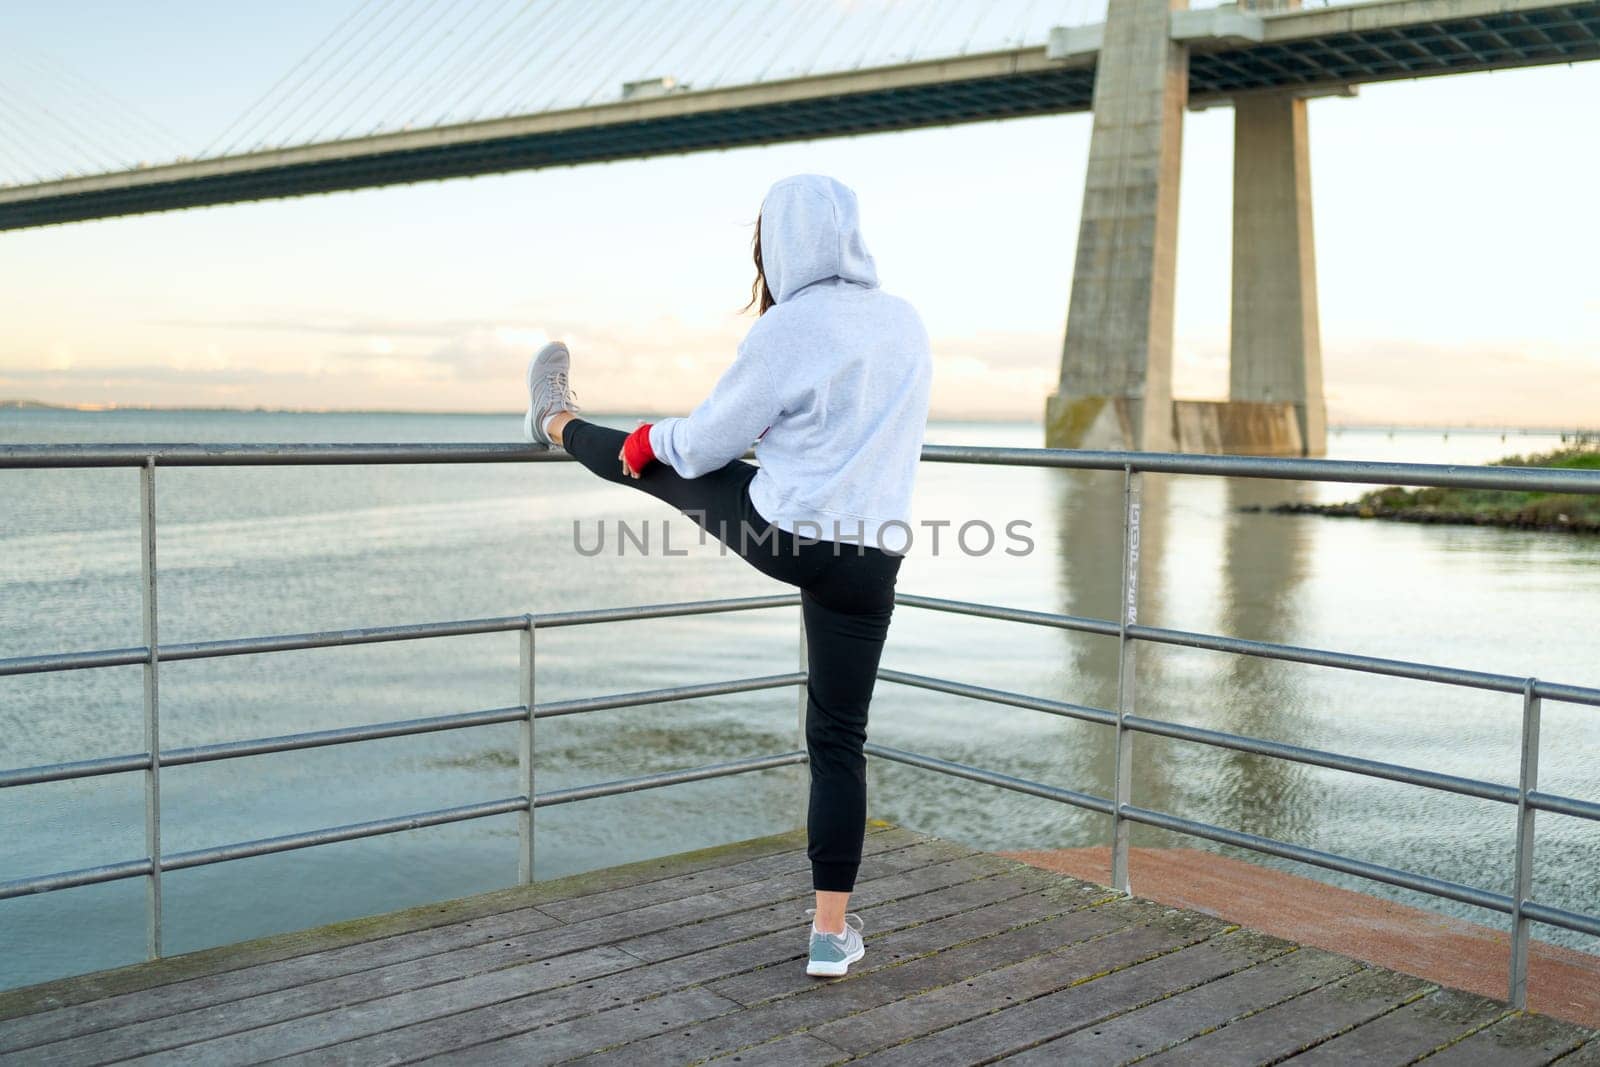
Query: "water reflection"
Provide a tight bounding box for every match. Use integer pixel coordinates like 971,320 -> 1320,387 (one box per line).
1047,471 -> 1328,863
1200,478 -> 1319,849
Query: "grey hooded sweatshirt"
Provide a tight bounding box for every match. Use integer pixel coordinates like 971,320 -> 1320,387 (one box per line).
648,174 -> 932,551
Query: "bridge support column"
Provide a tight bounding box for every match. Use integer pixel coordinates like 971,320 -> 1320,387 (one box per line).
1045,0 -> 1188,451
1227,92 -> 1327,456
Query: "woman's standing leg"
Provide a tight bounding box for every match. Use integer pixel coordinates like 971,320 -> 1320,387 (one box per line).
800,548 -> 900,932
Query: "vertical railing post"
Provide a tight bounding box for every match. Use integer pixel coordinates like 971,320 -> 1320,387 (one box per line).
796,607 -> 810,830
518,615 -> 537,884
139,457 -> 163,958
1111,465 -> 1142,894
1509,677 -> 1541,1008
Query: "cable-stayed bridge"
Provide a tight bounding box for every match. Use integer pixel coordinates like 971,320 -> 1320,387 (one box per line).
3,0 -> 1597,455
2,0 -> 1595,232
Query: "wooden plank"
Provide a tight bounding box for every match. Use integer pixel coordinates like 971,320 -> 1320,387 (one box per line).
847,927 -> 1295,1066
1418,1011 -> 1597,1066
100,832 -> 971,1064
1129,967 -> 1433,1066
0,824 -> 829,1023
1279,987 -> 1511,1067
709,871 -> 1108,1007
615,849 -> 1004,964
1553,1037 -> 1600,1064
564,903 -> 1225,1066
423,987 -> 745,1067
534,823 -> 924,925
268,844 -> 1030,1062
37,947 -> 641,1067
1,826 -> 914,1049
277,862 -> 1087,1065
703,1032 -> 852,1065
812,908 -> 1239,1056
1000,948 -> 1366,1064
0,904 -> 568,1057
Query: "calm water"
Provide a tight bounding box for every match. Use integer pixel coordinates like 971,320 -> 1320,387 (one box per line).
2,408 -> 1596,989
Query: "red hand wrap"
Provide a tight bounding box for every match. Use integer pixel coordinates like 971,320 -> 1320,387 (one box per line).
623,423 -> 656,473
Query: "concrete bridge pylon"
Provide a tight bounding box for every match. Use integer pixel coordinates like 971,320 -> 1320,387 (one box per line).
1046,0 -> 1328,456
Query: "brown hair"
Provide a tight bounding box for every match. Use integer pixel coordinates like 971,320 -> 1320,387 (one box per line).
743,214 -> 774,316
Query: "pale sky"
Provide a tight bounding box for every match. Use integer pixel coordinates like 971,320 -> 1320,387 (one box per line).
1,2 -> 1597,427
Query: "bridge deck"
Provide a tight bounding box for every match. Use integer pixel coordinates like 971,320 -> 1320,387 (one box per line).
1,824 -> 1595,1065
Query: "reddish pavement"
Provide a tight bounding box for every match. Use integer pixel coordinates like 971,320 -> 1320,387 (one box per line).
1001,846 -> 1600,1028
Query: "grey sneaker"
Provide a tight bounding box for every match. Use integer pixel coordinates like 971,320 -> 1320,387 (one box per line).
804,908 -> 865,977
523,341 -> 580,446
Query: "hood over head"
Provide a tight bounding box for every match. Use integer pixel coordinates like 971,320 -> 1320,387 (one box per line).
759,174 -> 879,305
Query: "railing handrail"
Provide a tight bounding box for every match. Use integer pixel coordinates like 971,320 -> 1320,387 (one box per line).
2,439 -> 1598,495
3,438 -> 1597,1008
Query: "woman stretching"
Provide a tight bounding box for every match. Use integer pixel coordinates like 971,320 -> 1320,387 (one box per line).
521,174 -> 932,977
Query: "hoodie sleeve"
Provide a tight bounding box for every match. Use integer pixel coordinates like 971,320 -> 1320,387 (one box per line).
648,341 -> 784,479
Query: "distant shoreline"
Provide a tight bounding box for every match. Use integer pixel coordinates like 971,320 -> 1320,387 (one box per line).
2,401 -> 1595,436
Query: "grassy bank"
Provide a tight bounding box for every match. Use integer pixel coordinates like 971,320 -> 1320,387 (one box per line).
1264,446 -> 1600,534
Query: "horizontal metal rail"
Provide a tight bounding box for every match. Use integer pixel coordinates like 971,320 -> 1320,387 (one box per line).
864,741 -> 1113,815
1121,713 -> 1521,806
874,669 -> 1598,822
162,797 -> 533,873
160,706 -> 529,768
0,749 -> 805,900
1528,790 -> 1600,822
878,668 -> 1116,727
2,676 -> 806,787
6,439 -> 1597,996
865,736 -> 1600,941
1127,622 -> 1600,710
876,668 -> 1600,825
891,594 -> 1120,638
4,440 -> 1600,495
535,673 -> 805,719
890,592 -> 1600,710
534,750 -> 808,807
1117,804 -> 1514,915
871,670 -> 1600,943
0,595 -> 801,678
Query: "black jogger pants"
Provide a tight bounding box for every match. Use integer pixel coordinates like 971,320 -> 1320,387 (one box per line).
562,418 -> 900,892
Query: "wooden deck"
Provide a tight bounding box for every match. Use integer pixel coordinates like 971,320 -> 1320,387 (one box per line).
1,823 -> 1596,1066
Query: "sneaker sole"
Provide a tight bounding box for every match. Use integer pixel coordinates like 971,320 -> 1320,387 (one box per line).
806,946 -> 864,978
523,342 -> 569,445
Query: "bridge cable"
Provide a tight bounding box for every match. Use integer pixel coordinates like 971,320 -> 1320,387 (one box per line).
785,0 -> 860,83
575,0 -> 709,108
8,47 -> 187,164
713,0 -> 796,89
644,0 -> 736,89
1012,0 -> 1042,45
847,0 -> 927,71
0,75 -> 126,178
392,0 -> 525,125
661,0 -> 766,94
577,0 -> 704,108
527,2 -> 624,115
487,0 -> 608,117
431,0 -> 554,120
451,0 -> 570,120
206,0 -> 385,157
535,2 -> 646,115
379,0 -> 505,127
0,56 -> 141,173
331,0 -> 463,138
0,50 -> 172,174
289,0 -> 442,145
0,102 -> 63,184
747,0 -> 825,85
243,0 -> 417,151
423,0 -> 552,123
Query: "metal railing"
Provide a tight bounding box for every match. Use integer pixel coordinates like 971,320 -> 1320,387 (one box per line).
1,439 -> 1597,1009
